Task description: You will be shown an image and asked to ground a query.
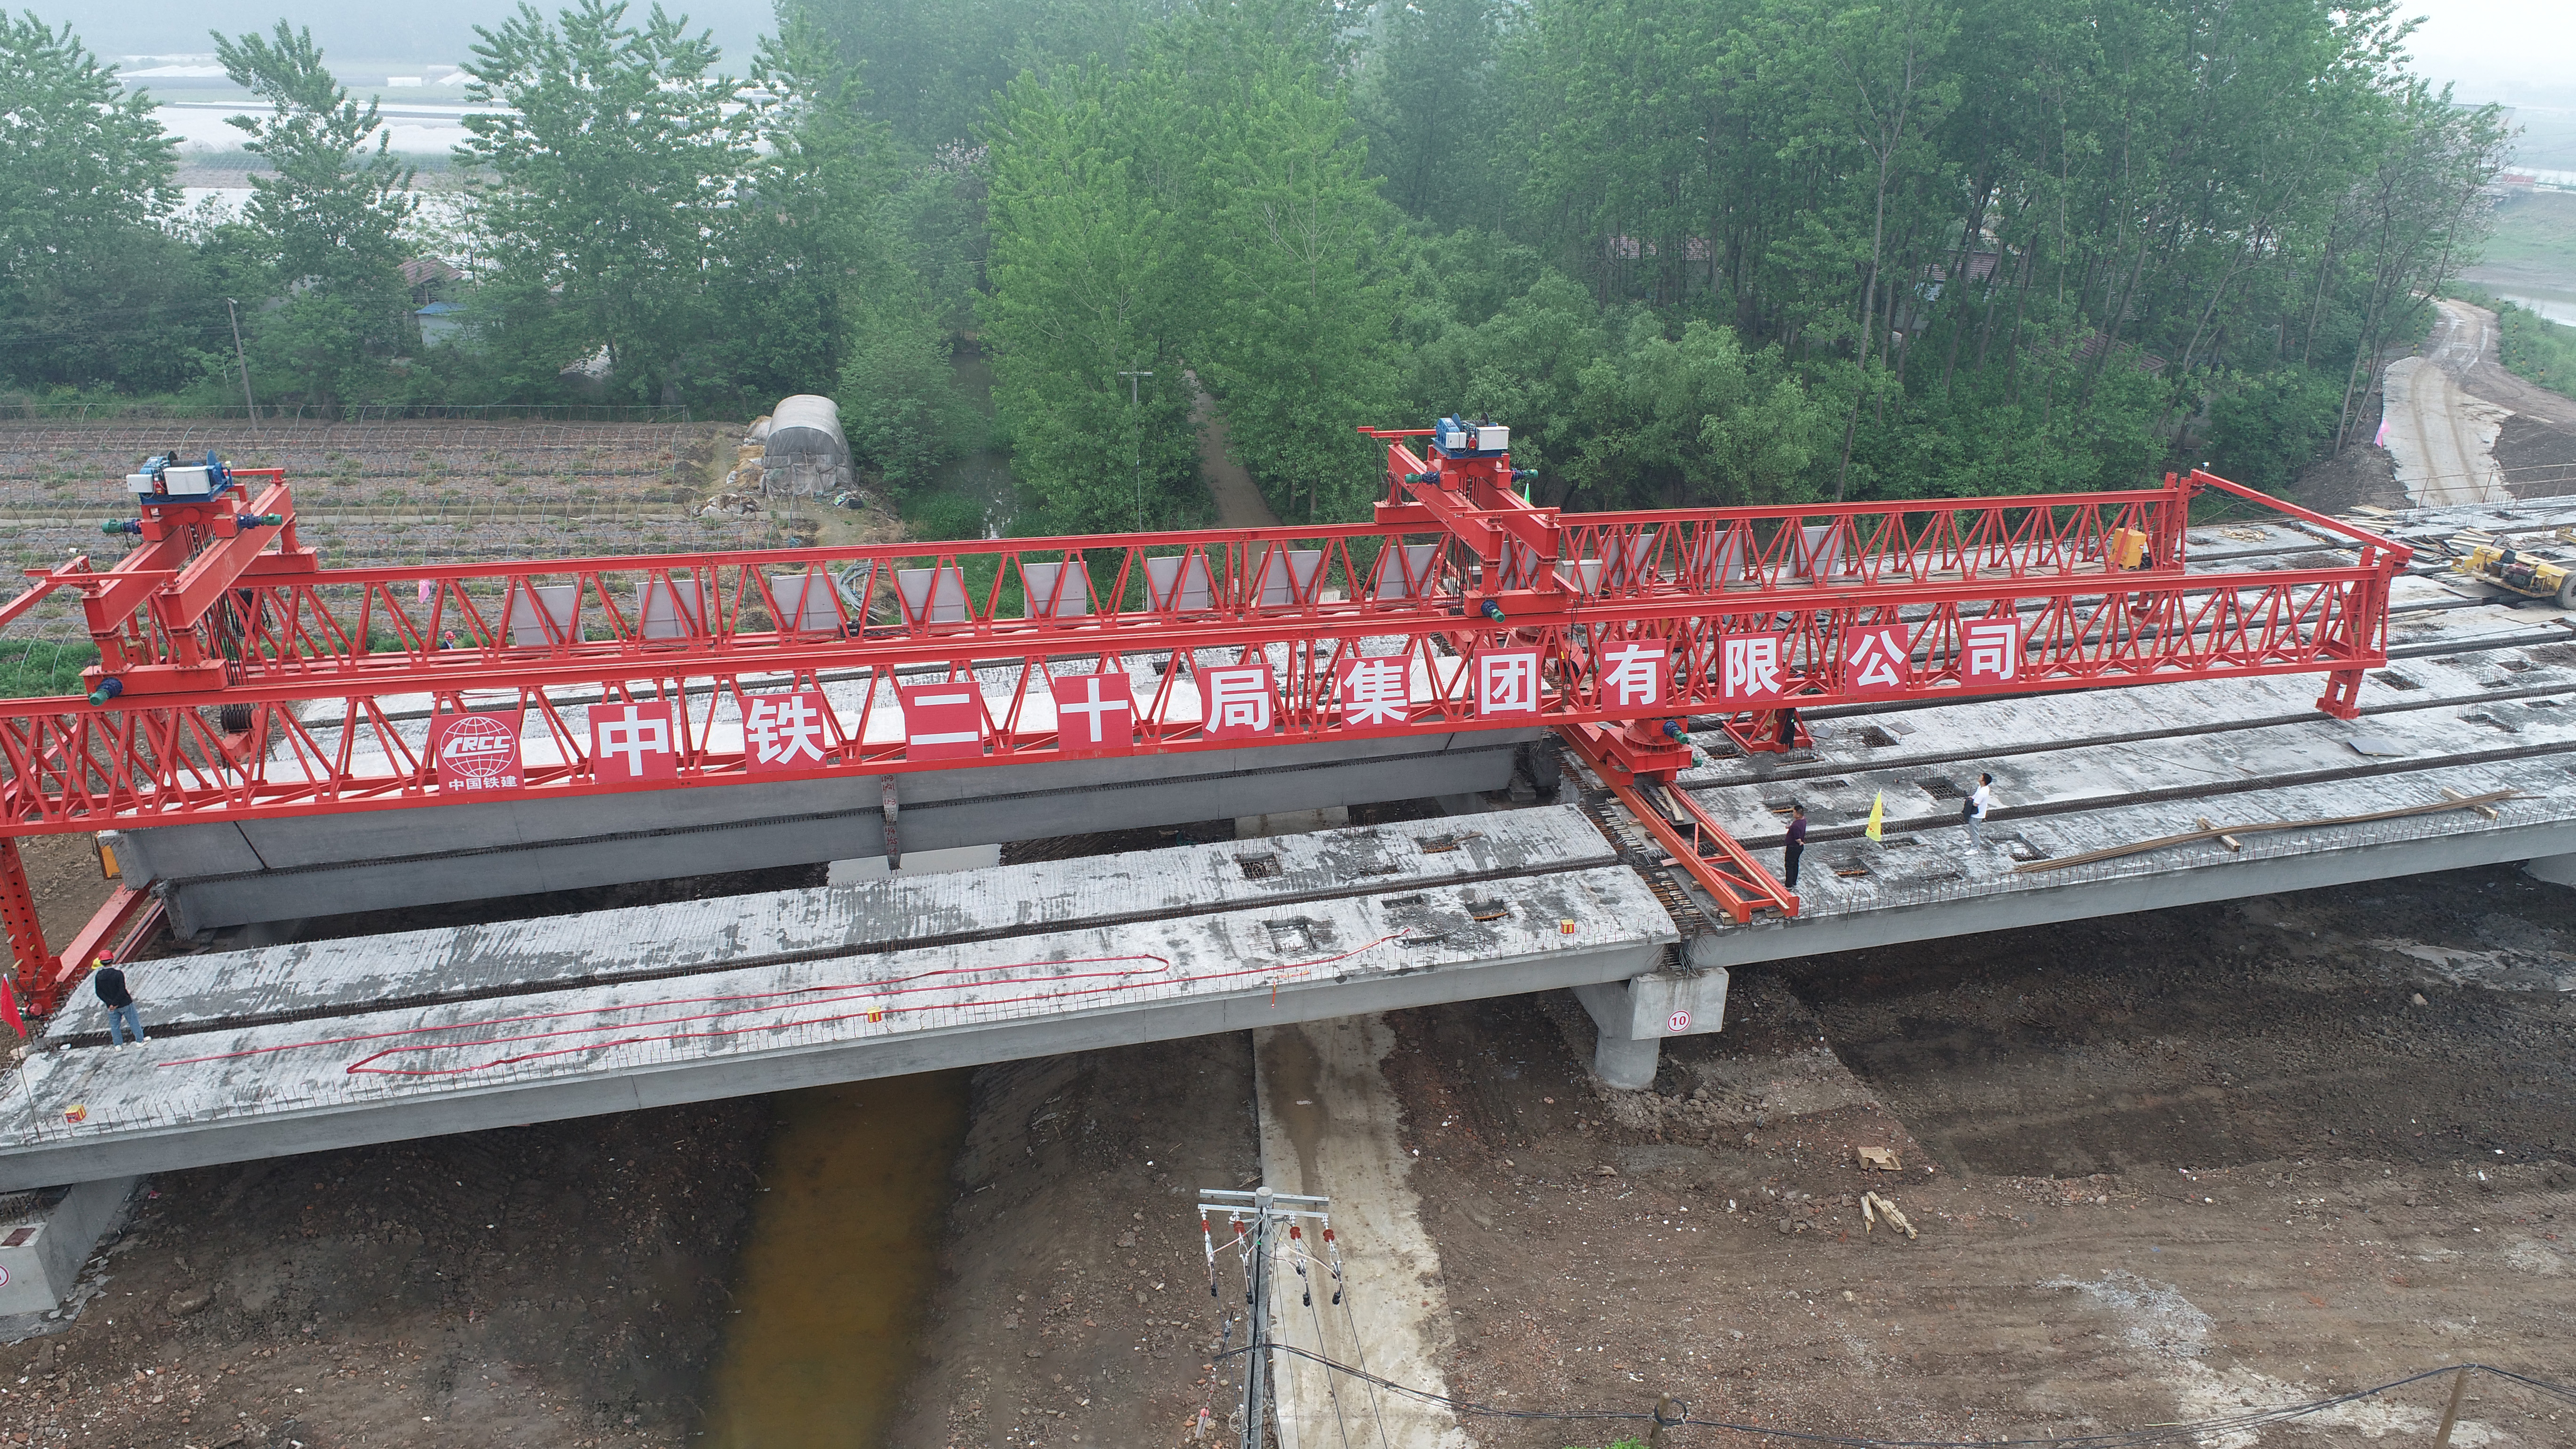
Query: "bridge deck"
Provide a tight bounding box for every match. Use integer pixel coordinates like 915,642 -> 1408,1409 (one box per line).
1671,497 -> 2576,962
1,809 -> 1672,1190
16,499 -> 2576,1188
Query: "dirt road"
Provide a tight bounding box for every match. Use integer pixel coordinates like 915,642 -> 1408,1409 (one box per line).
2383,301 -> 2512,505
1255,1018 -> 1470,1449
2383,298 -> 2576,505
1190,384 -> 1282,529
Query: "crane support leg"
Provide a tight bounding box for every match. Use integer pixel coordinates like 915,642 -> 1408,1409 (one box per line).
2317,668 -> 2364,720
0,837 -> 52,1017
1557,725 -> 1799,923
0,837 -> 164,1020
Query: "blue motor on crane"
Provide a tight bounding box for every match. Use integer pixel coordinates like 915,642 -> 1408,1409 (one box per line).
103,451 -> 280,537
1430,415 -> 1510,458
125,449 -> 233,502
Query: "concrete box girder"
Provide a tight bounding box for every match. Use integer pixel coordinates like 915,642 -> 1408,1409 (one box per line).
119,730 -> 1538,934
54,806 -> 1615,1041
2,812 -> 1670,1190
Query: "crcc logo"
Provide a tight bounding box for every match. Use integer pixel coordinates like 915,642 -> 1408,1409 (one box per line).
439,714 -> 518,779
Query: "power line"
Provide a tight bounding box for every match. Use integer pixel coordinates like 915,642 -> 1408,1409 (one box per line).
1202,1350 -> 2576,1449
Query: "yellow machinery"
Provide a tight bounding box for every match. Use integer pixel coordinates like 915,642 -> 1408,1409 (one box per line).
2455,537 -> 2576,609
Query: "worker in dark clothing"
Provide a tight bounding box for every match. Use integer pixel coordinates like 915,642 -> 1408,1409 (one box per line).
1783,803 -> 1808,888
92,959 -> 144,1046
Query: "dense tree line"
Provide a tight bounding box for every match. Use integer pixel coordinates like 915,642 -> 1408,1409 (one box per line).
0,3 -> 972,490
0,0 -> 2511,525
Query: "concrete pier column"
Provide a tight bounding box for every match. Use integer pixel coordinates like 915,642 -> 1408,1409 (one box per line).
1572,962 -> 1731,1091
1587,1029 -> 1664,1090
2524,854 -> 2576,887
0,1176 -> 139,1318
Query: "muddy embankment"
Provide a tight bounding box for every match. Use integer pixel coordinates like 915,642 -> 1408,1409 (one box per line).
887,1036 -> 1260,1448
5,1103 -> 766,1449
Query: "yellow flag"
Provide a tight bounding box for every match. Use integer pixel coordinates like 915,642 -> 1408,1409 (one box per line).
1864,791 -> 1885,843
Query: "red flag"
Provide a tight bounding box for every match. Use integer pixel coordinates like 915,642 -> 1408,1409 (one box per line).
0,977 -> 23,1038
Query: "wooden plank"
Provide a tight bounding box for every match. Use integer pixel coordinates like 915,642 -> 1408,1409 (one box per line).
2439,786 -> 2501,821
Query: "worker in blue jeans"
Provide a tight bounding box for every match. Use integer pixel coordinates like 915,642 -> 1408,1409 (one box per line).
92,959 -> 145,1045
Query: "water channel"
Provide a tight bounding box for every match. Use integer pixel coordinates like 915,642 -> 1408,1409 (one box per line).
698,1071 -> 973,1448
698,346 -> 1249,1445
2485,284 -> 2576,328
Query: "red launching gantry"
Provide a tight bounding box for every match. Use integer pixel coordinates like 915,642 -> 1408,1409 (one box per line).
0,420 -> 2410,1011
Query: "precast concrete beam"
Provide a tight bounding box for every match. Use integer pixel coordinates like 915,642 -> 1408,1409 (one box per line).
1690,793 -> 2576,974
122,730 -> 1538,934
50,806 -> 1618,1041
5,809 -> 1667,1190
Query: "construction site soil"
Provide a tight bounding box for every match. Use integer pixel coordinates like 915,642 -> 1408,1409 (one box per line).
1393,863 -> 2576,1449
7,858 -> 2576,1447
872,862 -> 2576,1449
2,1101 -> 766,1448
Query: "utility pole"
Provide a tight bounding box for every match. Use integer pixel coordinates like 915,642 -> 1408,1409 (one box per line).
1240,1187 -> 1273,1448
1200,1184 -> 1332,1449
1117,368 -> 1153,531
225,300 -> 258,436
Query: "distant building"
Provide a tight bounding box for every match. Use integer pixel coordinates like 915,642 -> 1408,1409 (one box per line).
416,302 -> 467,346
401,258 -> 461,307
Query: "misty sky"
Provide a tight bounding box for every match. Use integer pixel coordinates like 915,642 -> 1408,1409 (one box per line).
26,0 -> 2573,107
2406,0 -> 2576,107
33,0 -> 779,65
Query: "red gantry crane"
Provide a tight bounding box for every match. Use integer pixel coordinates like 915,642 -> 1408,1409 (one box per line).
0,423 -> 2410,1013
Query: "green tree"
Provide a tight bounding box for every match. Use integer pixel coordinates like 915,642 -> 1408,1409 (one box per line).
459,1 -> 759,403
215,22 -> 421,406
981,65 -> 1199,531
730,12 -> 967,480
1179,22 -> 1403,522
1406,268 -> 1612,502
1354,0 -> 1504,232
216,24 -> 417,296
0,12 -> 193,392
797,0 -> 1175,155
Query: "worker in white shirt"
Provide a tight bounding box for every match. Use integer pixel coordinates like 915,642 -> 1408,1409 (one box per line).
1965,772 -> 1995,849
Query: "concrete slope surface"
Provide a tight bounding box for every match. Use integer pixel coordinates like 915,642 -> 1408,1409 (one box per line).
1255,1017 -> 1471,1449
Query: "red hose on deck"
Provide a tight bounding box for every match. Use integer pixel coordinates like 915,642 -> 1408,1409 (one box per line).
154,934 -> 1408,1079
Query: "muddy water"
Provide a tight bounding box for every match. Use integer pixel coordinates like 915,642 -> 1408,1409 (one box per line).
700,1071 -> 972,1449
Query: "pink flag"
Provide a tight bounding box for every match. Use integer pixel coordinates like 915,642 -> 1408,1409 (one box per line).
2373,418 -> 2389,450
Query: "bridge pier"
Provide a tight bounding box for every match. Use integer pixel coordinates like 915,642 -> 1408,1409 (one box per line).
1571,955 -> 1731,1090
2522,853 -> 2576,888
0,1175 -> 138,1319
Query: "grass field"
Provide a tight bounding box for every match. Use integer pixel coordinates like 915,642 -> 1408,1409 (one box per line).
2497,297 -> 2576,399
2473,190 -> 2576,287
0,640 -> 99,700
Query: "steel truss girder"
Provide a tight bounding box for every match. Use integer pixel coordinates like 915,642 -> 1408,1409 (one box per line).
0,457 -> 2408,1006
0,474 -> 2408,835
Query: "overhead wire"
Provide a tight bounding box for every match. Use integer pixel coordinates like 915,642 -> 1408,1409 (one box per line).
1320,1225 -> 1394,1449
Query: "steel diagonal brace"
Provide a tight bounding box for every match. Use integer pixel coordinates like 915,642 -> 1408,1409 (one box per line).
1556,722 -> 1798,923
